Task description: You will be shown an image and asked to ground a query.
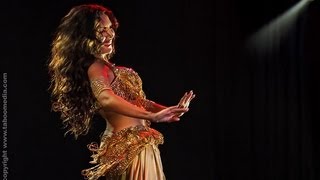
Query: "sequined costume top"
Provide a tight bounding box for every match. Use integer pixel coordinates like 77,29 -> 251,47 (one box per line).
82,63 -> 164,180
110,66 -> 147,108
90,63 -> 153,110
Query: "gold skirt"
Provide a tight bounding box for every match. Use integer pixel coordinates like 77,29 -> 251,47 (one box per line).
82,125 -> 166,180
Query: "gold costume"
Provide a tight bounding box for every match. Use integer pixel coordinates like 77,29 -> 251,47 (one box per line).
82,65 -> 166,180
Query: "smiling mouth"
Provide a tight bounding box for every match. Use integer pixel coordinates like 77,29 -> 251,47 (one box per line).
103,39 -> 112,45
103,42 -> 112,46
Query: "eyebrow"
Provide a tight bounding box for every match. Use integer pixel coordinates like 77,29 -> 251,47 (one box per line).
99,21 -> 112,28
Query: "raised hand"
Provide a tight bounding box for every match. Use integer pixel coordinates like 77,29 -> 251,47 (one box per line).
153,106 -> 189,123
178,90 -> 195,108
176,90 -> 195,117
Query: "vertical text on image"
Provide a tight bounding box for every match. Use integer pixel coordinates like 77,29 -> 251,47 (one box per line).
2,72 -> 9,180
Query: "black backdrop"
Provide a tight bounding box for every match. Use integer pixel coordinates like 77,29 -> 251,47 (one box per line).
215,0 -> 320,179
1,0 -> 320,179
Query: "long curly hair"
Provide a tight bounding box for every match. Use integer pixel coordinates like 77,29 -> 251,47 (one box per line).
48,4 -> 119,139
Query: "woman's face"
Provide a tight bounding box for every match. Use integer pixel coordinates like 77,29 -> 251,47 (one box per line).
96,13 -> 115,56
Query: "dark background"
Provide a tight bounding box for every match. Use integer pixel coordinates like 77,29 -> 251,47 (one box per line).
1,0 -> 320,179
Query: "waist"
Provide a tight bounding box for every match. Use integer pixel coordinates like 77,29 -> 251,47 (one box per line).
99,111 -> 150,133
102,125 -> 164,145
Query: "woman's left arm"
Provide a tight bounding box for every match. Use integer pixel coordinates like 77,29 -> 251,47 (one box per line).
143,90 -> 195,114
143,99 -> 167,113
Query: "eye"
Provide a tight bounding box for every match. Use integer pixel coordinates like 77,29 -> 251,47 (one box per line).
96,27 -> 105,33
107,28 -> 114,34
96,27 -> 115,36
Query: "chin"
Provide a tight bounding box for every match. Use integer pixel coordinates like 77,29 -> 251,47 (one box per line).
101,48 -> 113,55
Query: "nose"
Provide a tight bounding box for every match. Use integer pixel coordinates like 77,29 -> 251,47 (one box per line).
102,28 -> 115,39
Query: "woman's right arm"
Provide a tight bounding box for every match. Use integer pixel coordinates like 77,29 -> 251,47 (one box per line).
88,62 -> 188,123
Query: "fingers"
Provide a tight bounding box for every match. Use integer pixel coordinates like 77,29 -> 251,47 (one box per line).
186,90 -> 195,101
172,108 -> 189,114
168,106 -> 189,113
171,116 -> 181,122
186,91 -> 195,102
184,93 -> 195,108
190,94 -> 196,101
175,112 -> 184,117
178,90 -> 196,108
178,92 -> 189,107
167,113 -> 182,123
166,106 -> 188,120
178,92 -> 188,105
156,91 -> 196,123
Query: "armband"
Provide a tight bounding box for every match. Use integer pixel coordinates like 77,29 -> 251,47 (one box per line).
90,76 -> 111,98
142,99 -> 154,110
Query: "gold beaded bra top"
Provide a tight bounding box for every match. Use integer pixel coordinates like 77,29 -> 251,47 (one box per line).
108,64 -> 147,109
90,61 -> 151,112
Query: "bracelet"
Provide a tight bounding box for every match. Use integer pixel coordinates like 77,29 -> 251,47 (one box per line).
143,99 -> 154,109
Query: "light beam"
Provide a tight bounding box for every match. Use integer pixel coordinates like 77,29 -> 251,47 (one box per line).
246,0 -> 313,55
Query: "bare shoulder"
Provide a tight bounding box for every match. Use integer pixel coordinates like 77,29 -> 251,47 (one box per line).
87,61 -> 112,79
88,61 -> 105,76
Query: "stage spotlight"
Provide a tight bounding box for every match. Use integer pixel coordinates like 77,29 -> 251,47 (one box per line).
246,0 -> 313,55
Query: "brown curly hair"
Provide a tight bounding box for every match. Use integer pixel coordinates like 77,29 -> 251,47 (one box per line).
48,4 -> 119,139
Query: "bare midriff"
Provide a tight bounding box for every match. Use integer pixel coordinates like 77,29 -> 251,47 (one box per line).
98,109 -> 146,133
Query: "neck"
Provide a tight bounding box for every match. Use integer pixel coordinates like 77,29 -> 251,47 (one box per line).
97,57 -> 115,68
95,54 -> 109,62
101,53 -> 109,61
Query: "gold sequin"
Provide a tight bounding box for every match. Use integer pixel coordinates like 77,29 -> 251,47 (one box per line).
110,67 -> 145,106
81,125 -> 164,180
83,67 -> 163,179
90,76 -> 111,98
91,67 -> 152,110
109,67 -> 154,112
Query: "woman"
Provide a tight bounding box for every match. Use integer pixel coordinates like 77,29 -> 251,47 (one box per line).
48,4 -> 195,180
